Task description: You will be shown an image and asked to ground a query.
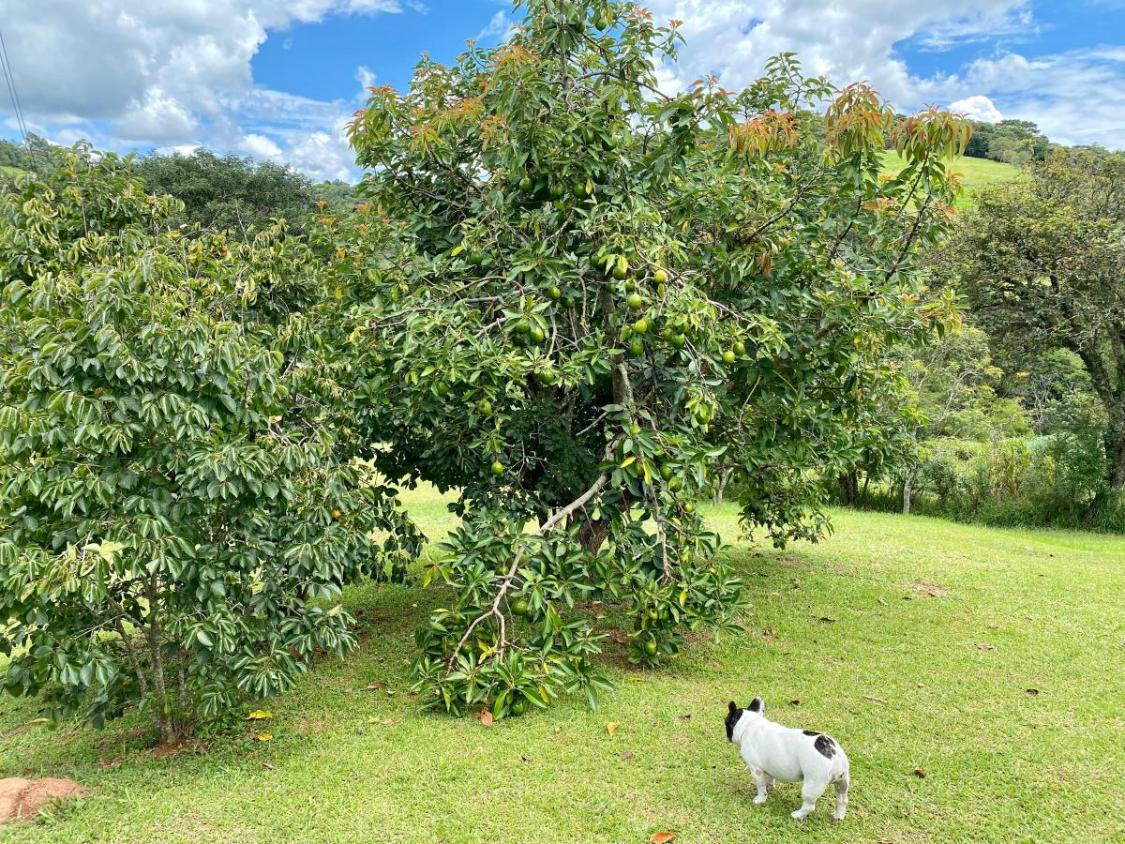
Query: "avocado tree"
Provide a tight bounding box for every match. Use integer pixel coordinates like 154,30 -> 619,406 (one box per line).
0,147 -> 419,742
344,0 -> 965,717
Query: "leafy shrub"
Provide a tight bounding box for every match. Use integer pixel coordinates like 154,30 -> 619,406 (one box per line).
0,148 -> 419,742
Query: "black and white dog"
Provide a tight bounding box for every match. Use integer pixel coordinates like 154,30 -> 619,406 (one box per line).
725,698 -> 850,821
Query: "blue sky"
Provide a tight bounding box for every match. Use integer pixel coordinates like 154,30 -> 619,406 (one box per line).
0,1 -> 1122,181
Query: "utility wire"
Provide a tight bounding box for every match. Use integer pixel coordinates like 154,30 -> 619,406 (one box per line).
0,25 -> 35,161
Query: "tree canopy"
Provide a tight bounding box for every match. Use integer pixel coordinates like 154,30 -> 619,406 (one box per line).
135,149 -> 314,237
946,147 -> 1125,490
343,0 -> 966,716
0,146 -> 419,741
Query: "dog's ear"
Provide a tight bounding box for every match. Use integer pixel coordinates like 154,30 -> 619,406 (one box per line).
748,697 -> 763,713
728,700 -> 738,715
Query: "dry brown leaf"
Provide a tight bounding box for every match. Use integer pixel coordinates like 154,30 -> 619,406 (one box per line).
620,751 -> 634,761
261,762 -> 275,771
365,681 -> 389,691
913,766 -> 926,778
976,643 -> 994,651
607,722 -> 619,736
1025,688 -> 1039,696
651,832 -> 676,844
789,699 -> 800,706
479,710 -> 493,727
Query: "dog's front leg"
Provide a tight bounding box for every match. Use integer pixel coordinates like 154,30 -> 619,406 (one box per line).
750,768 -> 772,804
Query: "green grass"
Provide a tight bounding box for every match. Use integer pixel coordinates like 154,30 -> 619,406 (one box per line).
881,152 -> 1021,207
0,166 -> 24,181
2,490 -> 1123,843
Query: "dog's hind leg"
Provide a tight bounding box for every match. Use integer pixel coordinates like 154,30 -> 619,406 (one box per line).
791,777 -> 827,820
750,768 -> 772,804
833,772 -> 849,822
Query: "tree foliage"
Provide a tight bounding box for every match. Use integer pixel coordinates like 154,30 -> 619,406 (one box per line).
946,147 -> 1125,489
0,147 -> 419,742
135,149 -> 314,237
343,0 -> 966,717
962,119 -> 1050,166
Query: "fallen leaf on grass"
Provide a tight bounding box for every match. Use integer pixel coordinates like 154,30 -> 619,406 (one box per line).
261,762 -> 275,771
913,766 -> 926,778
976,643 -> 994,651
817,616 -> 837,623
650,833 -> 676,844
477,710 -> 493,727
255,732 -> 273,742
620,751 -> 634,761
1025,688 -> 1039,696
678,713 -> 691,720
365,681 -> 389,691
246,710 -> 272,720
607,722 -> 619,736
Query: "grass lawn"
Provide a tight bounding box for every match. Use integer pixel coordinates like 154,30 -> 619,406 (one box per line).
881,152 -> 1021,207
2,487 -> 1122,843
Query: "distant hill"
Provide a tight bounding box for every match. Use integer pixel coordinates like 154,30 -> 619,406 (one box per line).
881,152 -> 1021,207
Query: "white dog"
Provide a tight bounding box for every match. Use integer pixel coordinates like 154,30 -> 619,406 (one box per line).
725,698 -> 850,821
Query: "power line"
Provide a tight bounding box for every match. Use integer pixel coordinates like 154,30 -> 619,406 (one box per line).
0,25 -> 33,155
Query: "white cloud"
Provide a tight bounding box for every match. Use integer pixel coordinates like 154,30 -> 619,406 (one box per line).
156,143 -> 203,156
949,94 -> 1003,123
117,89 -> 199,142
239,133 -> 284,160
477,11 -> 510,41
0,0 -> 417,179
959,47 -> 1125,147
356,66 -> 377,95
643,1 -> 1122,148
0,0 -> 1120,183
285,117 -> 357,182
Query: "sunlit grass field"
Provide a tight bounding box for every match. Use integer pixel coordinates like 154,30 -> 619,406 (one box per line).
2,485 -> 1122,843
881,152 -> 1022,208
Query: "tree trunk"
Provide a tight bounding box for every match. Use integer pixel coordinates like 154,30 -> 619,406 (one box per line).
145,579 -> 175,745
1108,411 -> 1125,490
902,473 -> 914,515
713,467 -> 734,505
837,472 -> 858,506
575,517 -> 611,554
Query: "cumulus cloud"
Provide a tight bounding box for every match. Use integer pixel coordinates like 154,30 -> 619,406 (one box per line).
117,90 -> 200,142
239,133 -> 284,160
949,94 -> 1003,123
643,1 -> 1122,149
0,0 -> 1120,183
0,0 -> 414,179
477,11 -> 511,41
